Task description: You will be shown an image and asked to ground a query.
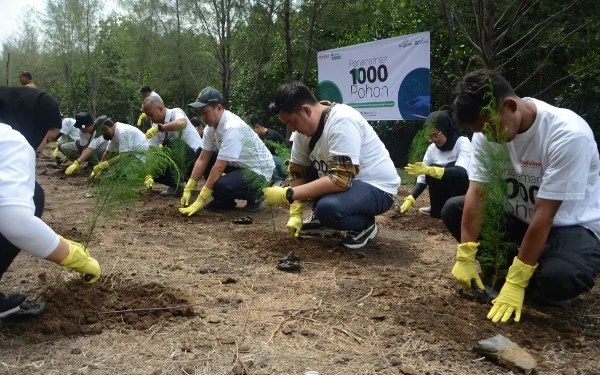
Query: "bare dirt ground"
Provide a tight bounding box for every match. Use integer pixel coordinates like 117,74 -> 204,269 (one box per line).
1,149 -> 600,375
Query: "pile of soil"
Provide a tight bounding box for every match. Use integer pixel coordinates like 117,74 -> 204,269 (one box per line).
1,278 -> 194,338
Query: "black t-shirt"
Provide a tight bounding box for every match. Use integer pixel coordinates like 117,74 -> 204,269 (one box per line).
0,87 -> 61,148
264,128 -> 288,155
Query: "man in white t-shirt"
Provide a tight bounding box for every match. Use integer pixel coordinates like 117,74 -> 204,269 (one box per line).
179,87 -> 275,215
63,112 -> 109,175
443,69 -> 600,324
399,110 -> 471,218
89,117 -> 149,178
263,82 -> 400,249
143,95 -> 211,197
53,113 -> 80,163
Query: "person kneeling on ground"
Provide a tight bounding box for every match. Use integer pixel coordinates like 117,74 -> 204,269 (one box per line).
0,89 -> 100,318
64,112 -> 109,175
179,87 -> 275,215
443,69 -> 600,323
90,116 -> 149,178
143,96 -> 208,197
399,110 -> 471,218
263,82 -> 400,249
52,113 -> 79,163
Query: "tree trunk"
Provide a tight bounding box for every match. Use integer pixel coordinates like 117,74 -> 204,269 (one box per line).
175,0 -> 187,107
302,0 -> 319,84
284,0 -> 293,82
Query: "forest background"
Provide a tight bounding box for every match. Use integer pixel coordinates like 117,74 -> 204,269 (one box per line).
1,0 -> 598,167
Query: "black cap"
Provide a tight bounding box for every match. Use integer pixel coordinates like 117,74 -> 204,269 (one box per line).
94,115 -> 110,128
74,112 -> 94,129
188,87 -> 224,108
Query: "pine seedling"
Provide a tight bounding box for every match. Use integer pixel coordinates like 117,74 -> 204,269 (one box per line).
474,79 -> 516,291
84,142 -> 180,249
407,117 -> 436,165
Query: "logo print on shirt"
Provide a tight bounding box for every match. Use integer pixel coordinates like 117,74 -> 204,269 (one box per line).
520,160 -> 541,167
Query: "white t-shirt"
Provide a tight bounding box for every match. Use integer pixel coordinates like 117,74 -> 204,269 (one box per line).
469,98 -> 600,235
150,91 -> 161,100
291,104 -> 400,195
417,136 -> 472,184
59,118 -> 80,142
148,108 -> 202,151
0,123 -> 36,210
106,122 -> 149,161
203,110 -> 275,181
79,131 -> 107,150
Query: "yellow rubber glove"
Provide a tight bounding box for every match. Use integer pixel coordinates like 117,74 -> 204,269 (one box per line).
488,257 -> 538,323
451,242 -> 485,291
137,113 -> 147,126
60,156 -> 69,163
90,161 -> 110,178
404,162 -> 445,180
399,195 -> 416,214
58,237 -> 101,284
65,160 -> 81,175
263,186 -> 290,205
180,179 -> 198,207
179,186 -> 212,216
52,147 -> 60,157
145,125 -> 159,140
144,175 -> 154,189
287,203 -> 304,238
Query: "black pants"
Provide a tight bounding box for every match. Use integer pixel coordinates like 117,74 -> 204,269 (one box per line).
0,182 -> 45,281
425,162 -> 469,218
212,168 -> 266,203
155,144 -> 218,188
441,195 -> 600,300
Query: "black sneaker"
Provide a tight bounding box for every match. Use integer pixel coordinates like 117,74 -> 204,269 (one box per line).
160,186 -> 182,197
339,223 -> 378,249
203,198 -> 237,211
243,196 -> 265,212
0,292 -> 27,318
301,214 -> 339,237
81,161 -> 90,171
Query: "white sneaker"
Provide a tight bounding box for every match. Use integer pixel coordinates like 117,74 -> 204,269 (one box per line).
418,206 -> 431,216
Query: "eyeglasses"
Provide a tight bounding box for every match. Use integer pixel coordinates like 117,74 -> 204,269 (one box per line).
428,131 -> 442,141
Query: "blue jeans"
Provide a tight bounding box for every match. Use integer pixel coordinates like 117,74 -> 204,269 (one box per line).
272,155 -> 288,182
314,180 -> 394,232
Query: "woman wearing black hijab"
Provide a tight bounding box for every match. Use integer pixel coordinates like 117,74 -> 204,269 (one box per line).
0,87 -> 101,319
398,110 -> 472,218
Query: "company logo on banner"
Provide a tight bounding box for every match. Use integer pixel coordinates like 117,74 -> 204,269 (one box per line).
317,31 -> 431,121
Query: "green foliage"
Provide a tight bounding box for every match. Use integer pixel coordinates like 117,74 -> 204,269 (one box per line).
475,79 -> 516,290
406,116 -> 435,165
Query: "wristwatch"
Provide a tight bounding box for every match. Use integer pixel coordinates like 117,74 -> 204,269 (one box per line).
285,188 -> 294,204
158,124 -> 164,132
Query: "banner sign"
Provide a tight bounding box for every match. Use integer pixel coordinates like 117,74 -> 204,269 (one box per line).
317,31 -> 430,120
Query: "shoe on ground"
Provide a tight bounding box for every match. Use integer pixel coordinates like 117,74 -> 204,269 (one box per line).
81,161 -> 90,171
530,295 -> 572,307
243,196 -> 265,212
160,186 -> 182,197
0,292 -> 27,319
339,223 -> 378,249
203,198 -> 237,211
418,206 -> 431,216
301,214 -> 340,237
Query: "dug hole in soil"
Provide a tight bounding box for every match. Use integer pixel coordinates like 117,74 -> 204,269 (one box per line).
1,148 -> 599,375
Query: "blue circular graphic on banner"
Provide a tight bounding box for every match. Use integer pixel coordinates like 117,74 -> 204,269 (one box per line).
397,68 -> 430,120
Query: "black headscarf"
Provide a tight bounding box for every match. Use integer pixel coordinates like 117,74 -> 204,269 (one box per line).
427,110 -> 459,152
0,87 -> 62,148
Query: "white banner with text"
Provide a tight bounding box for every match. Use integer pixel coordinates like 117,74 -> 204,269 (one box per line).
317,31 -> 430,120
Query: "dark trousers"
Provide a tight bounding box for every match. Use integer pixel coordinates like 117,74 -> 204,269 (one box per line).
441,195 -> 600,300
272,155 -> 288,182
0,182 -> 45,281
212,167 -> 265,202
425,162 -> 469,218
304,165 -> 393,232
155,145 -> 217,188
